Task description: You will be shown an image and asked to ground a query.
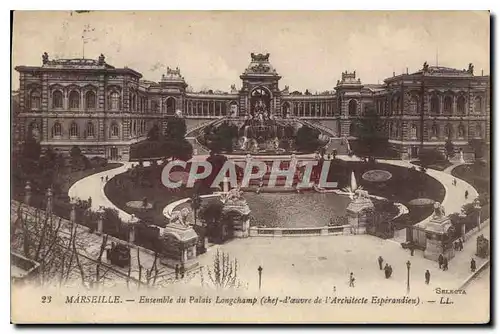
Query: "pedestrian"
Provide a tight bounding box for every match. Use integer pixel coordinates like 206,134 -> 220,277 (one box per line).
465,190 -> 469,200
438,254 -> 444,269
175,264 -> 179,279
459,239 -> 464,251
443,257 -> 449,271
470,258 -> 477,273
180,263 -> 185,279
388,265 -> 393,278
384,263 -> 390,278
410,246 -> 415,256
425,270 -> 431,285
349,272 -> 355,287
453,178 -> 457,186
106,175 -> 109,182
378,256 -> 384,270
101,176 -> 104,183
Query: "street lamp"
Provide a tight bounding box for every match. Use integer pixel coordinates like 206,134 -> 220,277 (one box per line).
406,260 -> 411,294
258,266 -> 263,290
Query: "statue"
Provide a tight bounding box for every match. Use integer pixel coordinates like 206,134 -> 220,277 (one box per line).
433,202 -> 446,218
169,207 -> 192,228
230,84 -> 237,93
98,53 -> 105,65
468,63 -> 474,75
423,61 -> 429,72
220,185 -> 244,204
42,52 -> 49,65
354,189 -> 369,200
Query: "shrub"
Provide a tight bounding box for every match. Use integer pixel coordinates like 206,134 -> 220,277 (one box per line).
418,148 -> 445,167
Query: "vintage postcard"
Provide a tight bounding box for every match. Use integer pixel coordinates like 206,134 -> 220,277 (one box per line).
10,10 -> 491,324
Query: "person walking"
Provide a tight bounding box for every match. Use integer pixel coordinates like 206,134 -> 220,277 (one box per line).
378,256 -> 384,270
442,257 -> 449,271
384,263 -> 390,278
349,272 -> 355,287
465,190 -> 469,200
470,258 -> 477,273
105,175 -> 109,182
453,178 -> 457,186
101,176 -> 104,183
438,254 -> 444,269
425,270 -> 431,285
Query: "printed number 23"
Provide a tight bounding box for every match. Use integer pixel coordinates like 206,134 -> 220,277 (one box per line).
41,296 -> 52,303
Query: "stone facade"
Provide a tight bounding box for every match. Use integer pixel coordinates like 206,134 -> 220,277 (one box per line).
15,53 -> 490,160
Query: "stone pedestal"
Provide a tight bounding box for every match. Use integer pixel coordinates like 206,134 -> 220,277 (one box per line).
423,215 -> 455,261
346,195 -> 374,235
159,222 -> 199,269
222,200 -> 251,238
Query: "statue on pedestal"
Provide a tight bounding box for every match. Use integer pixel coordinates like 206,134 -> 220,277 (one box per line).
169,207 -> 192,228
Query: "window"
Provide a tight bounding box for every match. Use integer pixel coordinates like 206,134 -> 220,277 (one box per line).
410,124 -> 417,139
391,96 -> 399,115
458,124 -> 466,138
110,123 -> 119,138
445,124 -> 453,139
431,123 -> 439,138
166,97 -> 176,115
348,100 -> 357,116
52,91 -> 63,109
85,91 -> 96,110
430,95 -> 440,115
70,122 -> 79,138
444,96 -> 453,114
69,91 -> 80,109
109,91 -> 121,110
86,122 -> 95,138
475,124 -> 482,138
474,96 -> 482,113
457,96 -> 466,115
409,96 -> 418,114
29,90 -> 41,110
52,122 -> 62,137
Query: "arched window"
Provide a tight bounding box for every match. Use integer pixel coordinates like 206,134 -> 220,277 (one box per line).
458,124 -> 466,138
431,123 -> 439,138
475,124 -> 482,138
85,91 -> 96,110
348,100 -> 357,116
52,122 -> 62,138
457,96 -> 466,115
444,96 -> 453,114
430,95 -> 440,115
445,124 -> 453,139
391,95 -> 399,115
109,91 -> 121,111
86,122 -> 95,138
410,124 -> 417,139
52,91 -> 63,109
29,90 -> 41,110
474,96 -> 482,113
409,96 -> 418,114
166,97 -> 176,115
110,123 -> 119,138
349,123 -> 356,136
69,91 -> 80,109
69,122 -> 79,138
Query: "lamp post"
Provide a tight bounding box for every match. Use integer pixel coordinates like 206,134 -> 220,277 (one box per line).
258,266 -> 263,291
474,201 -> 482,230
406,260 -> 411,294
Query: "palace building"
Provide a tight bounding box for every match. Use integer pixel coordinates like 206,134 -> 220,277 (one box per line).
14,52 -> 490,160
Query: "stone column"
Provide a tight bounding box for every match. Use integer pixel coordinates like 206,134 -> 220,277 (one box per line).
24,181 -> 31,205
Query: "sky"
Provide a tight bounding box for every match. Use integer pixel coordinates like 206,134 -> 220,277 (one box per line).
11,11 -> 490,92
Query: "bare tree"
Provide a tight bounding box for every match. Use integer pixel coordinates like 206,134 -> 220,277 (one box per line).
205,249 -> 243,289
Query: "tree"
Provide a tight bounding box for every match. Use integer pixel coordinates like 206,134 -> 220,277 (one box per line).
190,191 -> 202,226
147,124 -> 160,141
469,138 -> 486,159
444,139 -> 455,160
165,116 -> 187,141
295,126 -> 321,152
354,105 -> 388,159
201,249 -> 243,289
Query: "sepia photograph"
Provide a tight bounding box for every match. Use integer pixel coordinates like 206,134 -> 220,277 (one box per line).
10,10 -> 491,324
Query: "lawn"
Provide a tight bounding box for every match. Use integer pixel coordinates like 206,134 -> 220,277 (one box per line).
410,160 -> 453,171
